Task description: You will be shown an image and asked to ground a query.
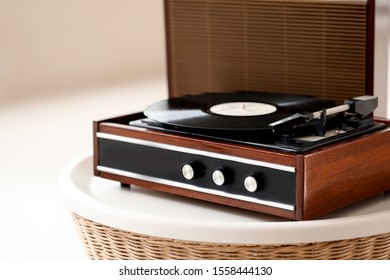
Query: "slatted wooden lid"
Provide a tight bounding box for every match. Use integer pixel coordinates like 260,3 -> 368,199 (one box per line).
165,0 -> 373,103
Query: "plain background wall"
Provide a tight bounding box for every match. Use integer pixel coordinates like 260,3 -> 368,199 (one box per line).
0,1 -> 167,260
0,0 -> 166,104
0,0 -> 388,116
375,0 -> 390,118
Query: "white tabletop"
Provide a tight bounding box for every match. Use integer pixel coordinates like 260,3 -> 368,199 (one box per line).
59,152 -> 390,245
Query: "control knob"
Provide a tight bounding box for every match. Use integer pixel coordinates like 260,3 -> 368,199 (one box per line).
212,169 -> 227,186
244,174 -> 262,192
181,163 -> 204,180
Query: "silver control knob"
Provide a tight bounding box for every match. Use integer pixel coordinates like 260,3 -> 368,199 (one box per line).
181,164 -> 195,180
212,169 -> 225,186
244,175 -> 261,192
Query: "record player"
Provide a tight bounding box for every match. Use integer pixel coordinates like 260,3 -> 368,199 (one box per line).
93,0 -> 390,220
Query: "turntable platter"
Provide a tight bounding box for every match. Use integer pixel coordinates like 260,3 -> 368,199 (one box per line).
144,92 -> 336,131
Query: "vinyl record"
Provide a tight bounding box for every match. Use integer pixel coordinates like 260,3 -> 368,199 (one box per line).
144,92 -> 336,131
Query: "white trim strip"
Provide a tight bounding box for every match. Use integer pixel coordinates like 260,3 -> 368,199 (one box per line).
97,132 -> 296,173
97,166 -> 295,211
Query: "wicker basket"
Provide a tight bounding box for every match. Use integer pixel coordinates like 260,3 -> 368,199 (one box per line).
71,213 -> 390,260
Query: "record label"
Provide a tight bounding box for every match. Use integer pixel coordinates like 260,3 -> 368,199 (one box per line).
209,102 -> 277,117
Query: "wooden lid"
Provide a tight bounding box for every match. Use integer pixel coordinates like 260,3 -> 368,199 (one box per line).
164,0 -> 373,104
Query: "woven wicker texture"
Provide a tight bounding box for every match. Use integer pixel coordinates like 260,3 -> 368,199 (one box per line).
71,213 -> 390,260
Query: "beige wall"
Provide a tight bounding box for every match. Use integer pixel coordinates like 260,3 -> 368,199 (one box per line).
0,0 -> 166,103
1,0 -> 388,117
375,0 -> 390,118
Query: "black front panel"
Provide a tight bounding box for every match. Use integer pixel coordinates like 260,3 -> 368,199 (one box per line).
98,137 -> 296,207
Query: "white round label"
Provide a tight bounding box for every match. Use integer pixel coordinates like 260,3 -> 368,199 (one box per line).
209,102 -> 277,117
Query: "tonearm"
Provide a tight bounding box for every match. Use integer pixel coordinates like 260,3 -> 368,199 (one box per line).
269,96 -> 378,136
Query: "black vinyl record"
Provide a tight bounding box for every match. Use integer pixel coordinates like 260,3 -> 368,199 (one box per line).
144,92 -> 336,131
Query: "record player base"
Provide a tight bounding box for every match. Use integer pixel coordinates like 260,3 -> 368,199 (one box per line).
94,115 -> 390,220
71,213 -> 390,260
